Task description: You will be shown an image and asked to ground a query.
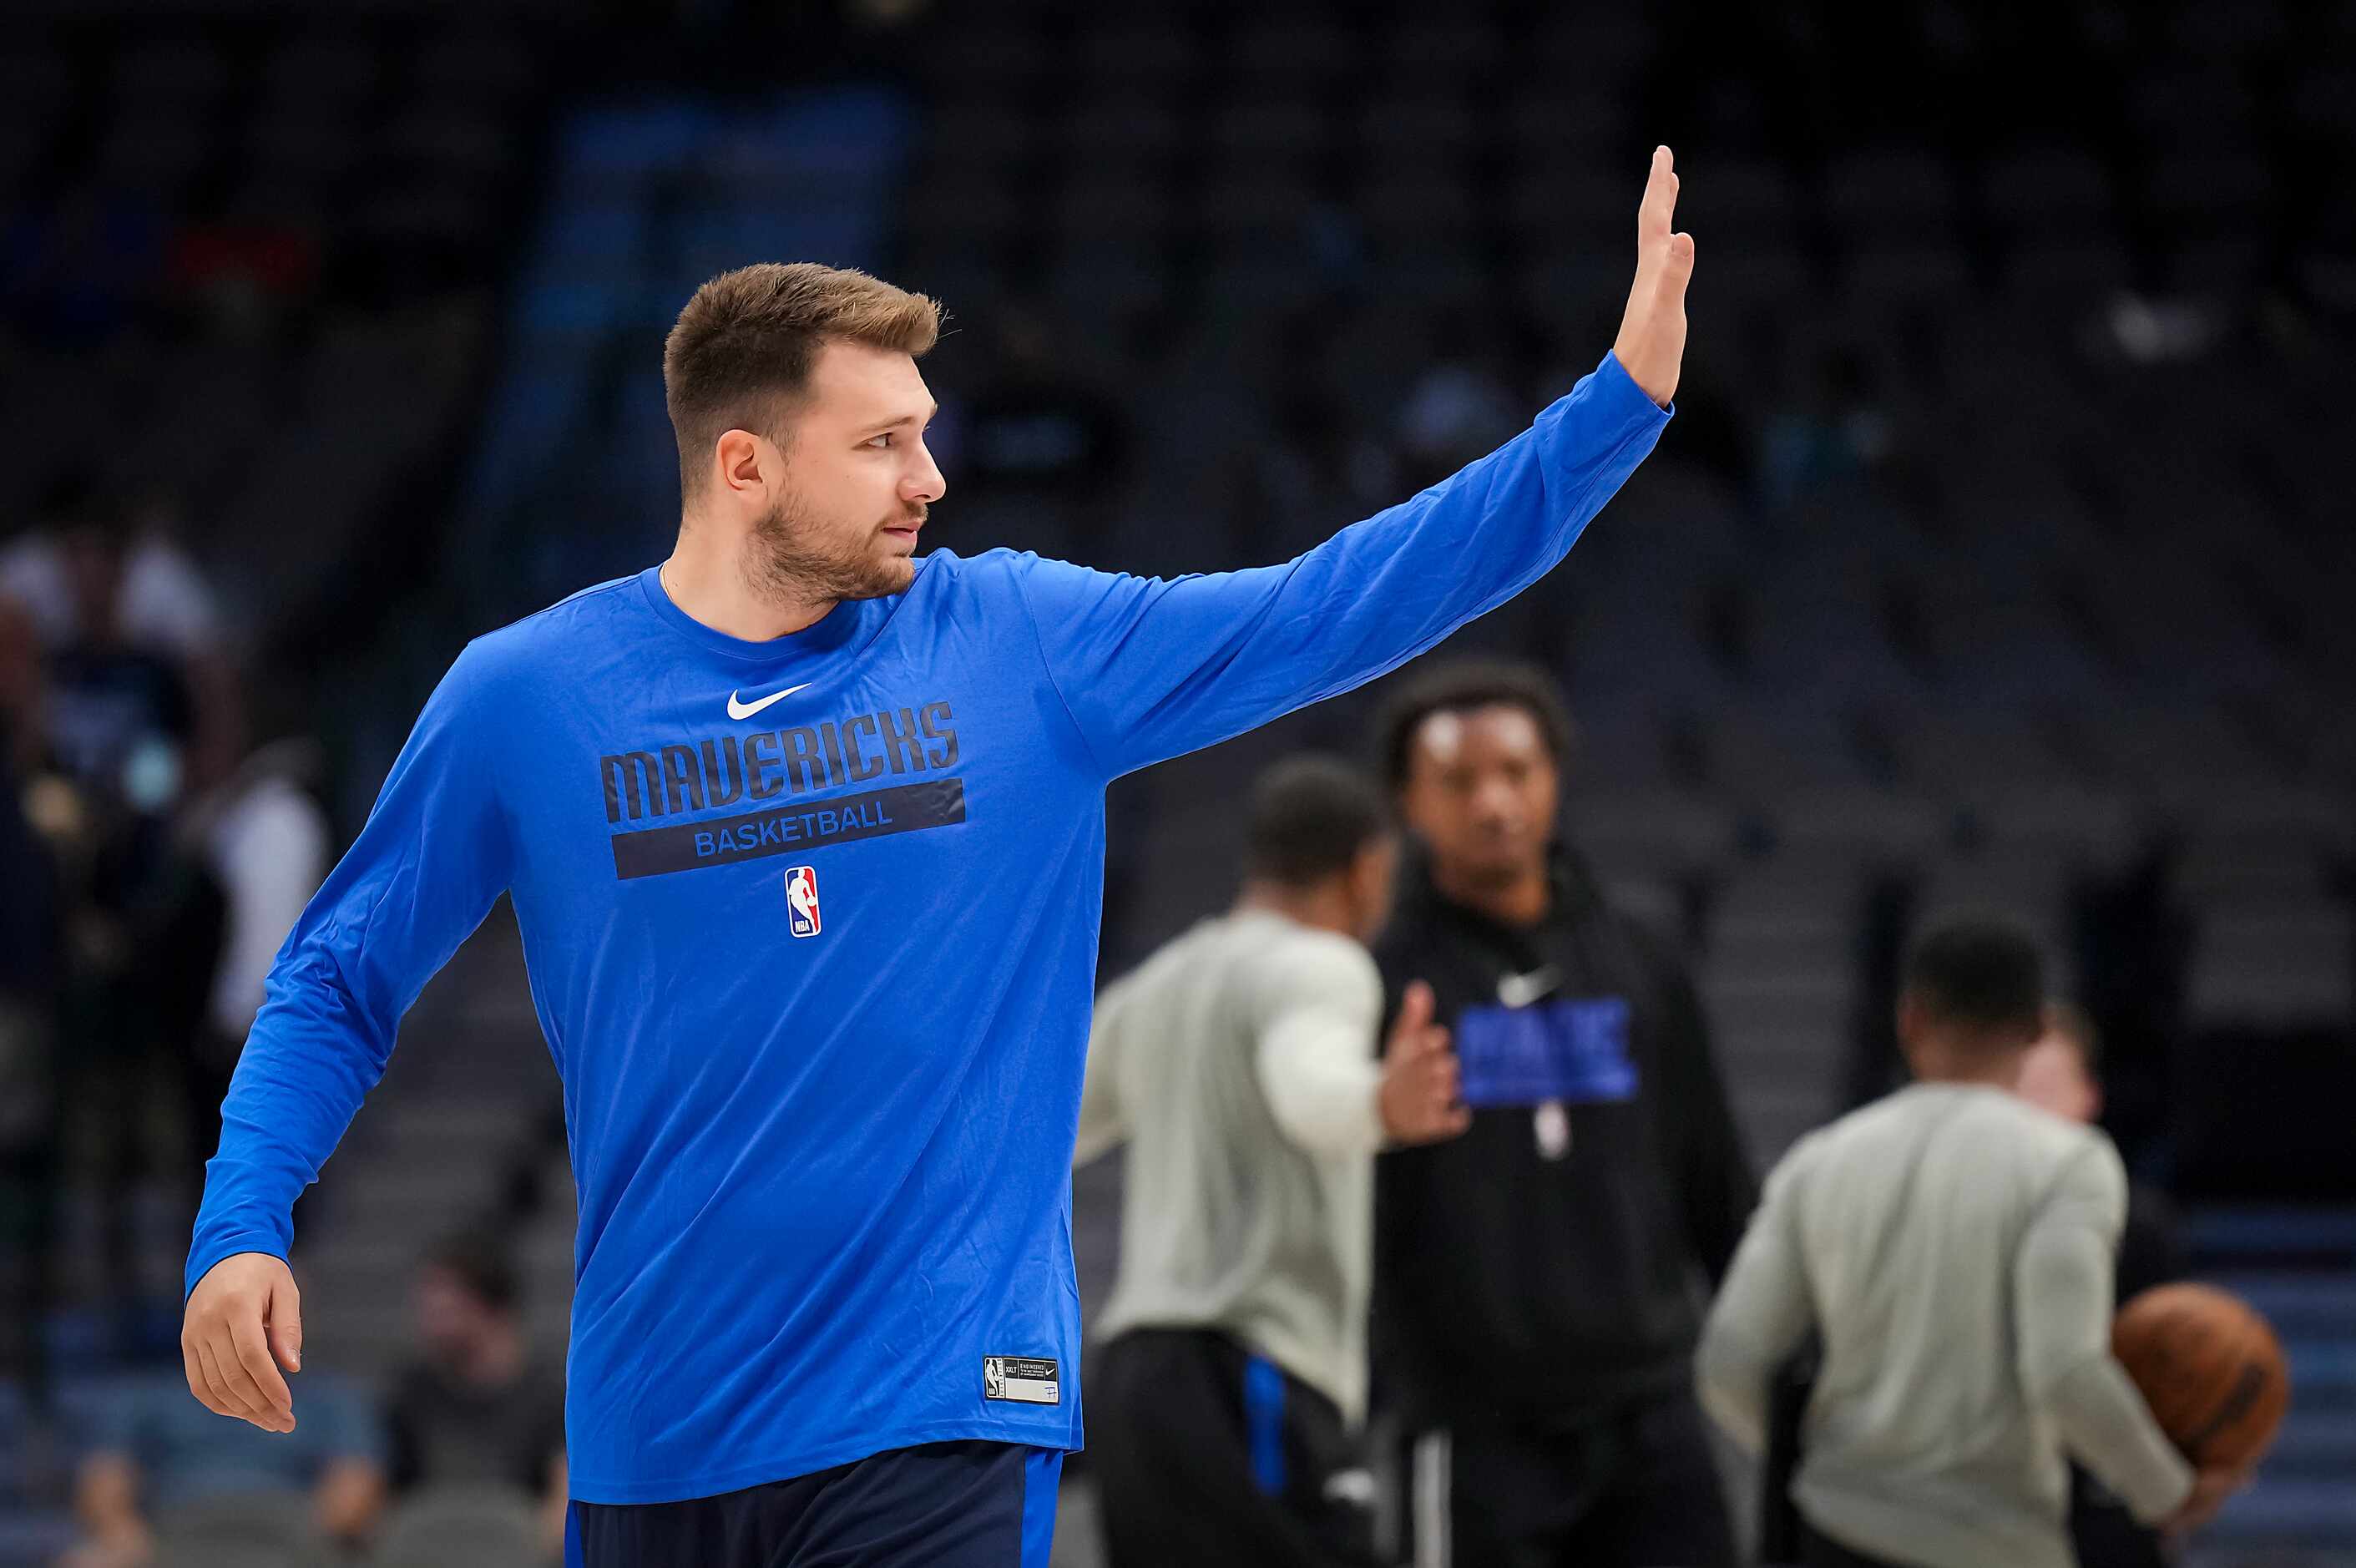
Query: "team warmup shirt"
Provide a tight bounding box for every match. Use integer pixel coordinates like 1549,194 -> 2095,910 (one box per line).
189,354 -> 1669,1505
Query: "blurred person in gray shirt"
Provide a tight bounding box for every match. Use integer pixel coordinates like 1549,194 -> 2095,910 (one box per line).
1075,756 -> 1468,1567
1697,919 -> 2239,1568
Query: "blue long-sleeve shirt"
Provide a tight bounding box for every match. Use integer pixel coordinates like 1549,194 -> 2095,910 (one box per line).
190,353 -> 1669,1504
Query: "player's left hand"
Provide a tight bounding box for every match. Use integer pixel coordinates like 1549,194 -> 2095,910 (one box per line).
1610,146 -> 1695,408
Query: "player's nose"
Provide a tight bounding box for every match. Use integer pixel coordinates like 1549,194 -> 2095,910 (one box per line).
907,443 -> 947,504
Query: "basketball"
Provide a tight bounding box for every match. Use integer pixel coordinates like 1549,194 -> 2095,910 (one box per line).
2113,1283 -> 2291,1471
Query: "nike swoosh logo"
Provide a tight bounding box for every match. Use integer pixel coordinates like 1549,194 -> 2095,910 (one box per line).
726,683 -> 812,721
1496,967 -> 1560,1009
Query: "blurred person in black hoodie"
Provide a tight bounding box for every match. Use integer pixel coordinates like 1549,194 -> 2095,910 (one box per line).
1369,659 -> 1752,1568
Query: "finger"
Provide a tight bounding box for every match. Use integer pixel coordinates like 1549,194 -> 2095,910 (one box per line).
182,1337 -> 217,1414
225,1315 -> 296,1429
1638,145 -> 1676,247
204,1333 -> 281,1429
1397,980 -> 1434,1034
266,1274 -> 303,1375
1662,231 -> 1696,295
192,1336 -> 258,1424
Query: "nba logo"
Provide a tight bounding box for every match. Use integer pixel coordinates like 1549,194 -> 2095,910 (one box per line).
785,866 -> 822,938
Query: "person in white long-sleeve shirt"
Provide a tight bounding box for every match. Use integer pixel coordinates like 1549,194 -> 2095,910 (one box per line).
1075,755 -> 1469,1568
1696,918 -> 2242,1568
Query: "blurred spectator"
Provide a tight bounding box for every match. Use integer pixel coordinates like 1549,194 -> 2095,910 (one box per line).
1389,311 -> 1525,493
33,493 -> 225,1338
2,474 -> 224,661
1394,362 -> 1519,494
0,595 -> 66,1388
43,504 -> 198,800
385,1231 -> 568,1553
63,1367 -> 387,1567
1223,387 -> 1398,565
1759,346 -> 1892,509
1370,659 -> 1752,1568
179,662 -> 329,1119
2014,1004 -> 2189,1302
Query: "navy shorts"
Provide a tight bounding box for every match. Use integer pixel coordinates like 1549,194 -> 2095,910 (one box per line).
568,1440 -> 1062,1568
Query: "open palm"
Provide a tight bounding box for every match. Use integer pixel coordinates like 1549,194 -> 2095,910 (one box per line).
1610,146 -> 1695,407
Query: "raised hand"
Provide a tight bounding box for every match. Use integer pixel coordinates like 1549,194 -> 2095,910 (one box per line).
1379,980 -> 1472,1146
1610,146 -> 1696,408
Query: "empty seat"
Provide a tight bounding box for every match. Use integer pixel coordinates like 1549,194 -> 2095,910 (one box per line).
1354,93 -> 1479,160
412,28 -> 537,103
1044,241 -> 1171,321
2000,235 -> 2130,301
903,174 -> 1024,246
375,1485 -> 544,1568
1772,787 -> 1951,865
1048,172 -> 1176,246
1076,18 -> 1198,86
1981,144 -> 2116,232
1498,167 -> 1636,250
1208,98 -> 1332,165
2187,903 -> 2355,1027
1226,17 -> 1360,86
924,100 -> 1034,167
1380,18 -> 1504,81
1839,240 -> 1974,305
1526,13 -> 1659,76
1565,790 -> 1742,875
151,1492 -> 324,1560
262,34 -> 382,109
1690,157 -> 1803,241
1822,147 -> 1959,240
2143,151 -> 2274,228
1060,96 -> 1184,165
245,109 -> 362,185
111,39 -> 231,107
1352,170 -> 1478,239
94,112 -> 214,194
2126,67 -> 2258,152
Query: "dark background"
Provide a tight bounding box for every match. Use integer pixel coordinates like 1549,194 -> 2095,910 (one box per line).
0,1 -> 2349,1564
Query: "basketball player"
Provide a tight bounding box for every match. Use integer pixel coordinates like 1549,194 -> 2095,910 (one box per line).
1077,757 -> 1467,1567
1696,919 -> 2237,1568
1369,658 -> 1753,1568
179,154 -> 1693,1565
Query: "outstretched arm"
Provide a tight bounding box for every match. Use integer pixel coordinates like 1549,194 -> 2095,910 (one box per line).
1014,151 -> 1694,781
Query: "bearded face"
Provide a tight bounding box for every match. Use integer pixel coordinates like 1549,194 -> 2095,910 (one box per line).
742,483 -> 927,604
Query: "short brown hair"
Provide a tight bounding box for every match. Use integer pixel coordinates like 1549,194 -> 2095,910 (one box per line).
661,262 -> 941,498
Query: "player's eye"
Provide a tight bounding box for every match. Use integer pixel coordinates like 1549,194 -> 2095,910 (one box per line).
866,433 -> 893,449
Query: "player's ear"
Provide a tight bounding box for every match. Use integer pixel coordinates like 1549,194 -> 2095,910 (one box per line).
716,428 -> 766,496
1894,992 -> 1924,1056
